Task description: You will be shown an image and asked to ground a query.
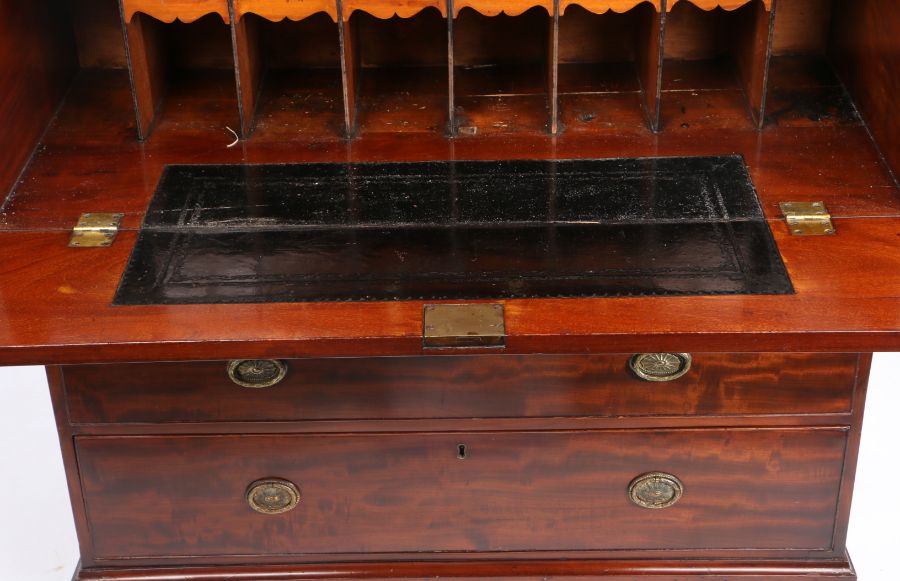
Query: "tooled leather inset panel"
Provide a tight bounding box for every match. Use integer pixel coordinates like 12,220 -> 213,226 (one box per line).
114,156 -> 793,304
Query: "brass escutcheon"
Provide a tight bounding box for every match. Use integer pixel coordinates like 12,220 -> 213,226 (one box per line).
246,478 -> 301,515
227,359 -> 287,388
629,353 -> 692,382
628,472 -> 684,509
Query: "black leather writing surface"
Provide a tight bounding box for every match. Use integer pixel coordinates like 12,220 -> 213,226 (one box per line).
115,157 -> 793,304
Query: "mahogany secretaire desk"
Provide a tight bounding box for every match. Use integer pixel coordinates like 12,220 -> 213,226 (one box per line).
1,0 -> 899,579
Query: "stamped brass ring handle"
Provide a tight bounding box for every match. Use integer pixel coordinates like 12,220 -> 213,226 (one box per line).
246,478 -> 301,514
227,359 -> 287,388
629,353 -> 692,382
628,472 -> 684,509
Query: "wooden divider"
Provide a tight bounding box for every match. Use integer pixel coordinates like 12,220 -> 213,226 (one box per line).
662,0 -> 775,130
340,0 -> 453,136
117,0 -> 776,140
229,3 -> 260,137
452,1 -> 554,136
448,0 -> 456,134
231,1 -> 340,137
549,0 -> 560,134
557,1 -> 665,132
636,2 -> 665,131
734,0 -> 776,128
119,0 -> 232,140
337,1 -> 358,136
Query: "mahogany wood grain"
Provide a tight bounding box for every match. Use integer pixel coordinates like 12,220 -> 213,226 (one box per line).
558,8 -> 639,65
2,5 -> 896,581
454,5 -> 552,66
70,0 -> 128,68
46,366 -> 98,568
0,0 -> 77,200
664,1 -> 730,60
254,14 -> 343,68
771,0 -> 831,56
0,219 -> 898,364
73,558 -> 857,581
120,11 -> 240,140
452,8 -> 552,134
556,9 -> 646,132
353,12 -> 450,134
0,68 -> 896,362
831,0 -> 900,180
250,68 -> 346,140
61,353 -> 858,425
76,428 -> 847,559
831,353 -> 871,550
121,11 -> 168,140
662,2 -> 774,129
241,16 -> 344,139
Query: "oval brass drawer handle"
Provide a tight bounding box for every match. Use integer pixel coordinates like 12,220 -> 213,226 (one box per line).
247,478 -> 301,515
628,472 -> 684,509
227,359 -> 287,388
629,353 -> 692,382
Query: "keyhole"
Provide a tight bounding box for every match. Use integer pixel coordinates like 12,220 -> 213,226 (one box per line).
457,444 -> 467,459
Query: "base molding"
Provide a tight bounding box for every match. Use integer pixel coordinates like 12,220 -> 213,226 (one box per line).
74,557 -> 857,581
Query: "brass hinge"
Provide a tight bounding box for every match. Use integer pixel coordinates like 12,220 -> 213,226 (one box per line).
779,202 -> 835,236
69,213 -> 124,248
423,304 -> 506,349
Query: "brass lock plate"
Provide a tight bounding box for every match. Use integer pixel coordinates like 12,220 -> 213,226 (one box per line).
423,304 -> 506,349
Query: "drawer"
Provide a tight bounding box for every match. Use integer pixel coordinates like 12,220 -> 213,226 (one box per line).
77,428 -> 847,560
62,353 -> 857,424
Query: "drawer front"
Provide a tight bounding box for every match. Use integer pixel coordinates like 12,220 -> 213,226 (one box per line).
63,353 -> 857,424
77,428 -> 846,560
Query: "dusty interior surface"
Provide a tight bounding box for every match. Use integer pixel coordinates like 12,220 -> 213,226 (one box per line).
0,0 -> 897,361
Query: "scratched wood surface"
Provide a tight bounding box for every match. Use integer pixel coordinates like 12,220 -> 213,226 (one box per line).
1,0 -> 898,362
0,71 -> 898,362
